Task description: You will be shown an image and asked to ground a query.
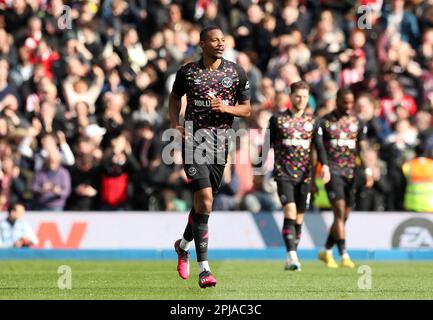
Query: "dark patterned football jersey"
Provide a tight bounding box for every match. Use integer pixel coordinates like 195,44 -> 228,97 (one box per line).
172,58 -> 250,163
319,111 -> 367,179
269,109 -> 327,183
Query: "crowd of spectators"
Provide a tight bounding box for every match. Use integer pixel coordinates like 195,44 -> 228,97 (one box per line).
0,0 -> 432,212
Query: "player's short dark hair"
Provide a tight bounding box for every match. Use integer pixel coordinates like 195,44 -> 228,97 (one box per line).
8,201 -> 25,214
290,81 -> 310,94
200,26 -> 223,41
336,88 -> 354,100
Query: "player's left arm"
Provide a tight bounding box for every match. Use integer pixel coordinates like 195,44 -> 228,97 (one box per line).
357,122 -> 374,188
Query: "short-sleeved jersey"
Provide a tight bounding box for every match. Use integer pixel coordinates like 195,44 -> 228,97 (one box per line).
319,111 -> 367,179
172,57 -> 250,132
269,110 -> 324,184
172,57 -> 249,164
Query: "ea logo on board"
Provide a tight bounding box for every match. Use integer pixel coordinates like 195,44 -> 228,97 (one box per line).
188,167 -> 197,176
222,77 -> 233,88
392,218 -> 433,248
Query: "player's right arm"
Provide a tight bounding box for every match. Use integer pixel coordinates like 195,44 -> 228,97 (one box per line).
169,67 -> 187,134
313,119 -> 330,184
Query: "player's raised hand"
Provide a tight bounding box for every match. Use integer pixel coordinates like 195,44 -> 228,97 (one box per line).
210,98 -> 227,113
321,164 -> 331,184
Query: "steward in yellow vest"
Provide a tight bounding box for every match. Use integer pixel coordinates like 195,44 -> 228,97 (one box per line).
402,154 -> 433,212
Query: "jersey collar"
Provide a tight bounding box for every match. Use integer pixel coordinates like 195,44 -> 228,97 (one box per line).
198,57 -> 225,70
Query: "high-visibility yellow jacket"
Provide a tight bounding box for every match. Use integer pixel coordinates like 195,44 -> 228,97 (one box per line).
402,157 -> 433,212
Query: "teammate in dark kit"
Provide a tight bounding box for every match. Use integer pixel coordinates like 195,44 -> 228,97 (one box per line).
260,81 -> 330,271
169,26 -> 251,288
318,88 -> 374,268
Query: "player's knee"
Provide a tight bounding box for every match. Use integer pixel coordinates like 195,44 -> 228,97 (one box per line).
195,196 -> 213,214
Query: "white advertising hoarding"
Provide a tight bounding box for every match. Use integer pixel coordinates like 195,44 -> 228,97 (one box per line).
1,211 -> 433,250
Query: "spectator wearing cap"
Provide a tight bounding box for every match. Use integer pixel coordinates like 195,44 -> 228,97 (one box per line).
84,123 -> 106,151
31,149 -> 71,211
0,202 -> 38,248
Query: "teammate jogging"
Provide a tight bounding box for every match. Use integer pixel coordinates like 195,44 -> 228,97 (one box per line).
318,88 -> 373,268
169,26 -> 251,288
260,81 -> 330,271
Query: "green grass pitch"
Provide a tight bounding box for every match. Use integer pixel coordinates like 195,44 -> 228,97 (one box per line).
0,260 -> 432,299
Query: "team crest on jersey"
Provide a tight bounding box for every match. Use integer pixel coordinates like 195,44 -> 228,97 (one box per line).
188,167 -> 197,176
222,77 -> 233,88
349,123 -> 358,132
303,122 -> 313,132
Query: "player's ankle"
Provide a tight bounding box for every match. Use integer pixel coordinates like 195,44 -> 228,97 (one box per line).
198,261 -> 211,273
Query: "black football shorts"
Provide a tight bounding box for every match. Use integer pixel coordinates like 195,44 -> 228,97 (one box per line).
276,180 -> 311,213
325,174 -> 356,208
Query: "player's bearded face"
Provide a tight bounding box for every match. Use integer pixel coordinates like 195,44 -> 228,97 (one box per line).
290,89 -> 309,112
338,94 -> 355,115
201,30 -> 225,59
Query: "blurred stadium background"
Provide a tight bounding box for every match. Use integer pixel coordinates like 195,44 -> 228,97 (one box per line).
0,0 -> 433,299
